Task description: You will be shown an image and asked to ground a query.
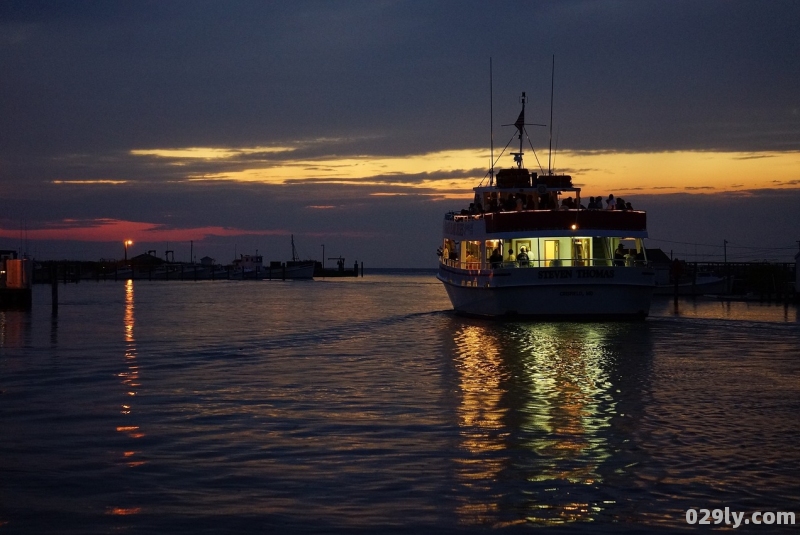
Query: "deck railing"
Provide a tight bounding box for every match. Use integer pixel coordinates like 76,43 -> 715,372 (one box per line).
446,209 -> 647,233
440,257 -> 648,270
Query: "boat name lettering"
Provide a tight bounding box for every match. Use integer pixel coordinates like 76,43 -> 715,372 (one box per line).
577,269 -> 615,279
539,270 -> 573,279
538,269 -> 615,280
444,220 -> 473,237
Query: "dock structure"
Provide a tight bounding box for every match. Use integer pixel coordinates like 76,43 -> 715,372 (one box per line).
795,250 -> 800,299
32,258 -> 366,283
654,260 -> 797,302
0,253 -> 33,309
315,258 -> 361,278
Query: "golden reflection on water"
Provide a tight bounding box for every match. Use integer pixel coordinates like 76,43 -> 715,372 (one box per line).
118,280 -> 146,471
452,321 -> 621,527
0,310 -> 28,348
653,297 -> 799,323
453,324 -> 509,523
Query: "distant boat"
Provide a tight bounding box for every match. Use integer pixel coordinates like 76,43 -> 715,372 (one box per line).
653,272 -> 731,296
266,236 -> 315,280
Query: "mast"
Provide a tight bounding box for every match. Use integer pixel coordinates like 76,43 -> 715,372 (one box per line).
548,54 -> 554,175
511,92 -> 526,168
291,234 -> 299,262
489,58 -> 494,185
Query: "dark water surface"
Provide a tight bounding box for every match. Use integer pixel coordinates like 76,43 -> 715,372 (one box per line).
2,275 -> 799,533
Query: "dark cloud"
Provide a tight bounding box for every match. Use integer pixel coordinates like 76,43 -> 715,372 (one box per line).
3,1 -> 799,159
2,1 -> 800,266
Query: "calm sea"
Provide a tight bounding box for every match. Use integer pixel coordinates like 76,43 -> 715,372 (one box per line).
1,273 -> 799,534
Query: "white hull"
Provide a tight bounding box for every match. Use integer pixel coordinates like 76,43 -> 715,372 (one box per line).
438,265 -> 654,318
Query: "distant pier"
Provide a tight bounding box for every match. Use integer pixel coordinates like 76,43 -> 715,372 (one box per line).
32,258 -> 365,284
657,260 -> 797,302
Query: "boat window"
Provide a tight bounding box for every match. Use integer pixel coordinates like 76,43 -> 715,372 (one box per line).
544,240 -> 560,267
592,237 -> 612,266
572,238 -> 590,267
442,239 -> 457,264
635,239 -> 648,261
465,241 -> 481,267
614,238 -> 641,267
485,240 -> 500,262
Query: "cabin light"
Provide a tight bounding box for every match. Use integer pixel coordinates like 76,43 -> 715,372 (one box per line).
571,224 -> 578,230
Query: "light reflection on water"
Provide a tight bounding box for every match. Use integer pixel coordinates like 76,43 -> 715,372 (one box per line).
450,320 -> 654,528
0,277 -> 798,533
651,296 -> 799,323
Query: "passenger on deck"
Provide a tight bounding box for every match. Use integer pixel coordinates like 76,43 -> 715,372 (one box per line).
614,243 -> 626,266
489,248 -> 503,268
626,201 -> 633,210
517,247 -> 530,267
616,197 -> 626,211
625,251 -> 635,267
506,249 -> 516,265
606,194 -> 617,210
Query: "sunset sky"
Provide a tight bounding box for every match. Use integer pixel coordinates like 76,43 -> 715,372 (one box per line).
1,1 -> 799,267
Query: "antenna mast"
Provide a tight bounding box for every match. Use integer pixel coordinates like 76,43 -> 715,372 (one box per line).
517,92 -> 526,167
489,58 -> 494,185
548,54 -> 554,175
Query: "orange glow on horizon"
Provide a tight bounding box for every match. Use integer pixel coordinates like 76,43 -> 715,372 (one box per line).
128,144 -> 800,194
52,179 -> 129,185
130,146 -> 296,159
561,150 -> 800,195
0,219 -> 288,243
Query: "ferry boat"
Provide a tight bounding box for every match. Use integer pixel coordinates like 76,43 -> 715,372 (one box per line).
437,93 -> 655,318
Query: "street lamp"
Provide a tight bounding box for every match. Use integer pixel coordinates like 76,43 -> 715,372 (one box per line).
321,244 -> 325,270
124,240 -> 133,265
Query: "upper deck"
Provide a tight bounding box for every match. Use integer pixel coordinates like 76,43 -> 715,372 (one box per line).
446,208 -> 646,235
445,171 -> 647,239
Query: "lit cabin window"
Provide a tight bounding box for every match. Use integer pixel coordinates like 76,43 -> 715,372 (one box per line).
544,240 -> 560,267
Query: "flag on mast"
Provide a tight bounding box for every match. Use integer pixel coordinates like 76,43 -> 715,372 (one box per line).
514,109 -> 525,133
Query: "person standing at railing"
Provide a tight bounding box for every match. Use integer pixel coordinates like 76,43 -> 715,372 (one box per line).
489,248 -> 503,268
506,248 -> 516,266
518,247 -> 530,267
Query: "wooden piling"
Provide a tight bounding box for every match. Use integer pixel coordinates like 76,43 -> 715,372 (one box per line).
51,265 -> 58,316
